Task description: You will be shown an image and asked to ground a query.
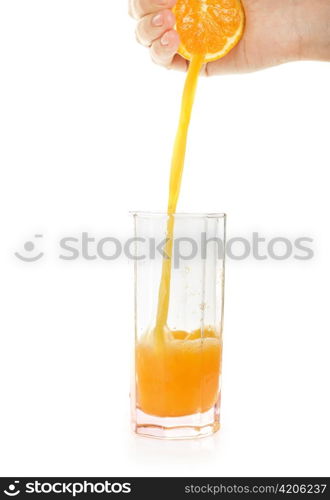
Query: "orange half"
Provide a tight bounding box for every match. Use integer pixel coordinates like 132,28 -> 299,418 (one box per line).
174,0 -> 245,63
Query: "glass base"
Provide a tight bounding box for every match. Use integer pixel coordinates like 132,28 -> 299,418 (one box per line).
133,406 -> 220,440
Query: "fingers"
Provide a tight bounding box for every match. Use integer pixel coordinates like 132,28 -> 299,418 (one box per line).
130,0 -> 187,72
129,0 -> 177,20
150,29 -> 187,70
136,9 -> 175,47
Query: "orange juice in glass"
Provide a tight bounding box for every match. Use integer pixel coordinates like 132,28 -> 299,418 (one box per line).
131,212 -> 225,439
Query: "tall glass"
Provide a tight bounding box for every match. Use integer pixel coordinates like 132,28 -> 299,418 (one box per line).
131,212 -> 226,439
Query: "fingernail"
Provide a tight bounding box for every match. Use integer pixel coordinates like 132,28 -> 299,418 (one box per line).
160,32 -> 170,46
152,13 -> 163,27
157,0 -> 167,5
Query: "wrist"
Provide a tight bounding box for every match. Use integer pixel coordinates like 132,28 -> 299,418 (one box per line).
294,0 -> 330,61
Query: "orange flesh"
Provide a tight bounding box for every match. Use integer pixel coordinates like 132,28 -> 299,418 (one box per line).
174,0 -> 245,62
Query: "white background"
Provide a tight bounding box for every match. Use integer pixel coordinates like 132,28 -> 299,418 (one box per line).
0,0 -> 329,477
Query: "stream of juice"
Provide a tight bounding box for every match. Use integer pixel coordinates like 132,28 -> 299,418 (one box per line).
155,54 -> 204,338
136,55 -> 222,418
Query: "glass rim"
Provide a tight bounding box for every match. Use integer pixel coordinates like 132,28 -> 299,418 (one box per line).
130,211 -> 226,219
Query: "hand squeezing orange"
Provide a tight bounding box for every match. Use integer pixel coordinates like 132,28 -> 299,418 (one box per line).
174,0 -> 245,63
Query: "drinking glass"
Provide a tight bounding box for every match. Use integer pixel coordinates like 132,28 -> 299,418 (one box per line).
131,212 -> 226,439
